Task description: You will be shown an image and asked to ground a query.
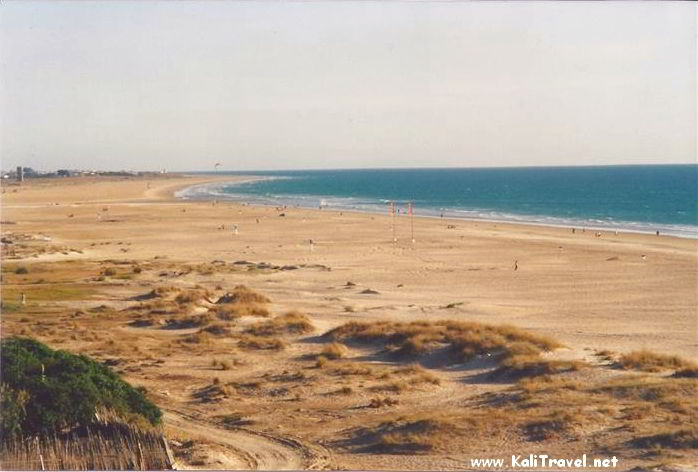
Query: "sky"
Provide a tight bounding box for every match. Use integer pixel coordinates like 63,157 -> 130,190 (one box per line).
1,1 -> 695,172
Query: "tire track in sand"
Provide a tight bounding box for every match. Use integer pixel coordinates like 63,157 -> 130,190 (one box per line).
164,410 -> 331,470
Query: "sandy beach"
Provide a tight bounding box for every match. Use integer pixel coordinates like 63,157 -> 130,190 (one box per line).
2,175 -> 696,470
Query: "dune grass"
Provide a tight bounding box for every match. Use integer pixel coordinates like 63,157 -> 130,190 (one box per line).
217,285 -> 270,304
320,342 -> 348,360
349,411 -> 508,453
201,323 -> 233,336
491,355 -> 585,380
2,284 -> 96,303
210,302 -> 271,320
167,313 -> 215,329
326,320 -> 560,364
630,427 -> 698,450
237,334 -> 286,351
244,311 -> 314,337
617,350 -> 697,373
174,289 -> 212,306
392,364 -> 441,385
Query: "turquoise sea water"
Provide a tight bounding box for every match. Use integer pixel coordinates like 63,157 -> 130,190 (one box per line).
179,165 -> 698,238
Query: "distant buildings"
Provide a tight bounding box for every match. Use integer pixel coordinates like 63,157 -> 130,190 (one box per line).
0,167 -> 164,181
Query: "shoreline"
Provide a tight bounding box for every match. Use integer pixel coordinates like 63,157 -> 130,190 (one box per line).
173,176 -> 698,242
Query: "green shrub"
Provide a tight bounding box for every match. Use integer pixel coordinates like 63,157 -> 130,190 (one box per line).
0,337 -> 162,436
14,267 -> 29,275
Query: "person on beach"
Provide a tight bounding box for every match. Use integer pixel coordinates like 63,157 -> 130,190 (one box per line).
514,260 -> 518,271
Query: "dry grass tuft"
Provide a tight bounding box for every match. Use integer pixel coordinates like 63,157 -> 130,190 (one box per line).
194,382 -> 236,402
180,331 -> 214,345
366,413 -> 463,452
217,285 -> 270,304
167,313 -> 214,329
369,397 -> 399,408
630,427 -> 698,450
392,364 -> 441,385
491,355 -> 585,380
618,350 -> 697,373
139,286 -> 179,299
131,299 -> 178,316
245,311 -> 314,337
209,302 -> 270,320
318,342 -> 347,360
326,320 -> 560,364
593,376 -> 697,404
201,323 -> 233,336
518,375 -> 582,394
237,334 -> 286,351
175,289 -> 212,306
370,381 -> 409,394
523,410 -> 584,441
330,362 -> 374,377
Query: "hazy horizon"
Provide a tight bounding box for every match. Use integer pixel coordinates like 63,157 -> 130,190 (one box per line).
1,1 -> 695,172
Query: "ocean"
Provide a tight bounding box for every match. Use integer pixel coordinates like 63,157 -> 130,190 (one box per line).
178,165 -> 698,238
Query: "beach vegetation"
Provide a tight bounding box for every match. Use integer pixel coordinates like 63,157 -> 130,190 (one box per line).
174,288 -> 212,305
326,320 -> 560,364
333,386 -> 354,395
201,322 -> 233,336
211,302 -> 271,320
352,412 -> 474,453
237,334 -> 285,351
490,355 -> 585,380
167,313 -> 214,329
2,284 -> 94,303
369,397 -> 399,408
617,350 -> 697,373
320,342 -> 348,360
330,362 -> 374,377
244,311 -> 314,337
218,285 -> 270,304
180,331 -> 214,345
0,337 -> 161,436
392,364 -> 441,385
630,428 -> 698,450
